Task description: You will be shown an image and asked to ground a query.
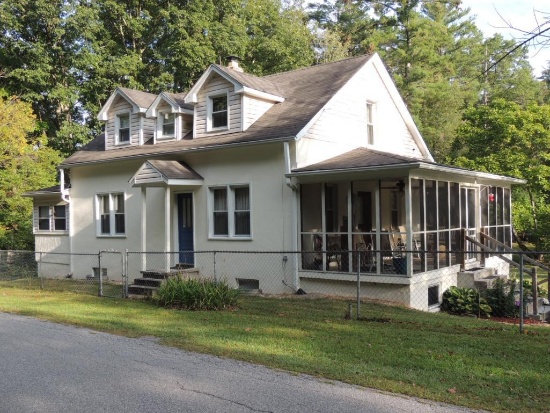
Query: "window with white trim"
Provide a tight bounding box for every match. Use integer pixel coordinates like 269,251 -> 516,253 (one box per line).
210,185 -> 250,237
116,113 -> 130,143
36,205 -> 68,232
96,193 -> 125,236
366,101 -> 375,145
159,112 -> 175,138
208,95 -> 228,130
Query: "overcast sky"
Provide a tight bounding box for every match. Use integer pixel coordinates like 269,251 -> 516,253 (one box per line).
460,0 -> 549,77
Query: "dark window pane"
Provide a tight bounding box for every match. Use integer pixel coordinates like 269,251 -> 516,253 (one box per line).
428,285 -> 439,306
115,214 -> 125,234
101,215 -> 110,234
38,206 -> 50,230
235,211 -> 250,235
214,212 -> 228,235
54,206 -> 67,230
211,96 -> 228,128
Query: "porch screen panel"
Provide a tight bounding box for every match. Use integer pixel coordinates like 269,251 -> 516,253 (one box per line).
438,182 -> 449,230
425,180 -> 437,231
450,183 -> 459,229
411,179 -> 424,232
300,184 -> 322,232
234,187 -> 250,236
213,188 -> 228,235
325,183 -> 348,233
480,186 -> 488,227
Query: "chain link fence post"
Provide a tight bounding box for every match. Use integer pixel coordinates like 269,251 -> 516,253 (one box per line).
356,249 -> 361,320
98,251 -> 103,297
519,252 -> 524,334
124,249 -> 129,298
213,251 -> 217,283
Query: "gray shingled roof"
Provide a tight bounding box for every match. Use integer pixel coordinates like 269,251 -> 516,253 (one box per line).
292,148 -> 422,173
164,92 -> 193,111
119,87 -> 157,109
213,64 -> 284,97
147,160 -> 203,180
61,54 -> 374,167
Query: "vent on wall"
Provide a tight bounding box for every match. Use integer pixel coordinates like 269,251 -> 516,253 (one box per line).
236,278 -> 260,292
92,267 -> 108,279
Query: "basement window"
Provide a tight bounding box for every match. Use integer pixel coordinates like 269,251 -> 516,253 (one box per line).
428,284 -> 440,307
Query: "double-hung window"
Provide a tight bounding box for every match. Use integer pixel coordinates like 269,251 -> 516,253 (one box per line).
210,185 -> 250,238
208,95 -> 228,130
116,113 -> 130,143
97,193 -> 125,236
160,112 -> 175,138
366,101 -> 375,145
36,205 -> 68,232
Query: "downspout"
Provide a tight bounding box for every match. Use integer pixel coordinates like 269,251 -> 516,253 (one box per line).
284,141 -> 299,291
60,168 -> 70,203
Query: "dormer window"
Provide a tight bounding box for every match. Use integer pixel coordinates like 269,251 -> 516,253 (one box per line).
116,113 -> 131,144
160,112 -> 175,138
208,95 -> 228,130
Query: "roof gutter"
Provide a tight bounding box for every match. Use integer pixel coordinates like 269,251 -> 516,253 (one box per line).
286,162 -> 421,177
59,135 -> 298,169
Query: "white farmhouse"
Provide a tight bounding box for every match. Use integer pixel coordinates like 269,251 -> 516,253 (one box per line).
25,54 -> 523,310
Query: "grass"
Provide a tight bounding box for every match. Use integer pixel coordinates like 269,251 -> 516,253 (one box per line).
0,288 -> 549,413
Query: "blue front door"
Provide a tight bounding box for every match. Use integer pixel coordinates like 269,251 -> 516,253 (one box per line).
177,193 -> 194,265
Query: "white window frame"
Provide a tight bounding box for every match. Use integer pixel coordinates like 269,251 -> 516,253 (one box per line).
208,184 -> 251,239
157,111 -> 176,140
95,192 -> 126,237
35,204 -> 68,233
115,111 -> 131,145
207,92 -> 229,132
366,101 -> 376,146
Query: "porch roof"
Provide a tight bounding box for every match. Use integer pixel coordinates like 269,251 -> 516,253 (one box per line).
288,148 -> 526,184
129,160 -> 204,187
22,185 -> 69,199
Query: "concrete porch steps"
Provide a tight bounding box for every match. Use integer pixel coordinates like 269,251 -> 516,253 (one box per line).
457,266 -> 506,291
128,267 -> 199,296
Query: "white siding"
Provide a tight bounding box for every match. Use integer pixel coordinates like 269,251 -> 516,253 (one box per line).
296,60 -> 422,168
242,95 -> 274,131
105,95 -> 153,149
194,74 -> 242,138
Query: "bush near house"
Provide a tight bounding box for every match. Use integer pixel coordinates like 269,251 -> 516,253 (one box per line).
154,276 -> 239,311
440,286 -> 492,317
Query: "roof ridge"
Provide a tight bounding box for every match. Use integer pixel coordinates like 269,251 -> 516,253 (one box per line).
262,54 -> 374,79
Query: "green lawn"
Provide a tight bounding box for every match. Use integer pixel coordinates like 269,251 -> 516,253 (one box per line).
0,287 -> 549,413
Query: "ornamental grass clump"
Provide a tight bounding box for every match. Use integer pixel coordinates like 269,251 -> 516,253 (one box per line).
155,276 -> 239,311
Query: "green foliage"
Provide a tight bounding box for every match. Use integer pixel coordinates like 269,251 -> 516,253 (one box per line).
482,279 -> 518,318
440,286 -> 492,318
0,94 -> 62,249
155,276 -> 240,311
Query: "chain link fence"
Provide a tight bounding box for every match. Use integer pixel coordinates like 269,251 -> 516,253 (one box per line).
2,248 -> 549,332
0,250 -> 125,298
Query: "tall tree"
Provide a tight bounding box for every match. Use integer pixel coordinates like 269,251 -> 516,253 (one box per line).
0,93 -> 61,249
0,0 -> 88,157
451,99 -> 550,248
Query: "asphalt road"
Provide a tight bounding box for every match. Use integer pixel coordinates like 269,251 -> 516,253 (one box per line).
0,312 -> 488,413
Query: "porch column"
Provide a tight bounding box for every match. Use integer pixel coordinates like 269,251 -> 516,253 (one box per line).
405,178 -> 412,277
141,187 -> 147,271
165,186 -> 171,271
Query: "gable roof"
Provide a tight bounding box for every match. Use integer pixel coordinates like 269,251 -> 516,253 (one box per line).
130,160 -> 203,187
145,92 -> 194,117
62,54 -> 377,167
97,87 -> 157,121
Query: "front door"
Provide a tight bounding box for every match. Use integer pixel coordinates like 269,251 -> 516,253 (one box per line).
177,193 -> 194,265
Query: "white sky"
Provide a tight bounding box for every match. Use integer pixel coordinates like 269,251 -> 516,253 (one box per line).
460,0 -> 550,77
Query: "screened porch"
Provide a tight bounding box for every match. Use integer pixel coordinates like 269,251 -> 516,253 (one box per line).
299,177 -> 512,277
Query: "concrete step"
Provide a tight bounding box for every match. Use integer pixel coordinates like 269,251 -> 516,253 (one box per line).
127,284 -> 157,296
133,277 -> 163,287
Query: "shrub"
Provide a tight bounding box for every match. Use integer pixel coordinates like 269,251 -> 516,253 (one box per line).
155,276 -> 240,311
482,279 -> 518,318
440,286 -> 492,318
